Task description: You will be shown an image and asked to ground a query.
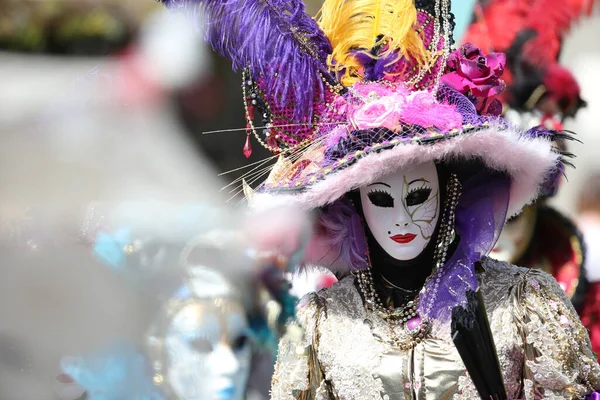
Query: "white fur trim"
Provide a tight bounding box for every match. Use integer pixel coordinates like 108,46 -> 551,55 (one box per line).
251,125 -> 558,218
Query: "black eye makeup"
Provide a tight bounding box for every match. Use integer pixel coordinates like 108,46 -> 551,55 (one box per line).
405,187 -> 432,207
232,333 -> 249,351
367,190 -> 394,208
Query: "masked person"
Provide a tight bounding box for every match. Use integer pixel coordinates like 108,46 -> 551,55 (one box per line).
61,202 -> 310,400
161,0 -> 600,398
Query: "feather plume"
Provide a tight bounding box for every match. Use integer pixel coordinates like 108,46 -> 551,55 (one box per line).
161,0 -> 335,121
242,178 -> 256,201
317,197 -> 368,271
464,0 -> 598,66
522,0 -> 586,65
317,0 -> 428,86
522,127 -> 578,196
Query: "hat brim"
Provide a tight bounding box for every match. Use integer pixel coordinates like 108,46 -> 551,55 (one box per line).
251,122 -> 559,218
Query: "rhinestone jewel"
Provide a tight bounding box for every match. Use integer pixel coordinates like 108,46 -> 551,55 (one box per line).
407,316 -> 422,332
243,134 -> 252,158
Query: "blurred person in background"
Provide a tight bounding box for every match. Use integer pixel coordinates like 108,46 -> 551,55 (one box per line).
0,1 -> 249,399
578,173 -> 600,358
464,0 -> 595,326
488,137 -> 589,316
59,204 -> 311,400
463,0 -> 591,131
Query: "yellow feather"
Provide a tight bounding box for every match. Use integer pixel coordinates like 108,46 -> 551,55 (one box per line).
317,0 -> 429,86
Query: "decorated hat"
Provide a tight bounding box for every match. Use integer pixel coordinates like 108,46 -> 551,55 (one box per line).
162,0 -> 569,218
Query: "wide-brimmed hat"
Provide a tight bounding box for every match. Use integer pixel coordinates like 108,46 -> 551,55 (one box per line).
250,82 -> 564,217
162,0 -> 569,217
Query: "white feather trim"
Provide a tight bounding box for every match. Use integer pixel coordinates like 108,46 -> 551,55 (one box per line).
251,125 -> 558,218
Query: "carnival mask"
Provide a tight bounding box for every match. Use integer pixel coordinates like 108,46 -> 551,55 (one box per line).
165,300 -> 251,400
359,161 -> 440,261
149,267 -> 251,400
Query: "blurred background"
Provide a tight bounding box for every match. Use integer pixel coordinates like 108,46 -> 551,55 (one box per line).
0,2 -> 332,399
0,0 -> 328,192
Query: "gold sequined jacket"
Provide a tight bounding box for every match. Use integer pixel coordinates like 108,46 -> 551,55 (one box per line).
271,258 -> 600,399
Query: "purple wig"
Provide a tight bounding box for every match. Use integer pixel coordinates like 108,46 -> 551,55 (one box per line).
316,197 -> 368,274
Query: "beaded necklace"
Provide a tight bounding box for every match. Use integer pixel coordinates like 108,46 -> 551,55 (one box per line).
356,173 -> 461,350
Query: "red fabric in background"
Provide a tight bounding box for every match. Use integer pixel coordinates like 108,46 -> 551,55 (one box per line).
580,282 -> 600,359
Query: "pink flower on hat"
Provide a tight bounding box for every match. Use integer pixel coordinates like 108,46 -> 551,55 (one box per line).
442,43 -> 506,99
349,88 -> 462,132
351,95 -> 402,130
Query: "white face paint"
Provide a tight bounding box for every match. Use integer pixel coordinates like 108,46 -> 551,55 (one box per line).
165,301 -> 251,400
360,161 -> 440,261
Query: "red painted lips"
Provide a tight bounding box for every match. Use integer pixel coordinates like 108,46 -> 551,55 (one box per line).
390,233 -> 417,244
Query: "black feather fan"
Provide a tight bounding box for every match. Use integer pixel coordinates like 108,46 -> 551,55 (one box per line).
451,290 -> 507,400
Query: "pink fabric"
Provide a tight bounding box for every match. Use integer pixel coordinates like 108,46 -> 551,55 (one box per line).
400,92 -> 462,131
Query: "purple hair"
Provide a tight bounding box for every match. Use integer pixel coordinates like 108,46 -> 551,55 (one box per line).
317,197 -> 368,273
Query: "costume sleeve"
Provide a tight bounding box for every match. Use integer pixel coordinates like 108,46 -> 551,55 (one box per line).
512,268 -> 600,399
270,293 -> 331,400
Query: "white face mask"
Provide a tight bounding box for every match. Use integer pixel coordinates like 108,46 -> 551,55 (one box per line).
165,301 -> 251,400
360,161 -> 440,261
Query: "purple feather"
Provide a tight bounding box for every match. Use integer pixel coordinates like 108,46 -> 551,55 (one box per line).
353,51 -> 396,82
160,0 -> 335,121
522,126 -> 577,198
586,391 -> 600,400
541,166 -> 561,198
523,125 -> 553,139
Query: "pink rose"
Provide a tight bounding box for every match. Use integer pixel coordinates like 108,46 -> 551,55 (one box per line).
351,96 -> 402,130
441,43 -> 506,98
